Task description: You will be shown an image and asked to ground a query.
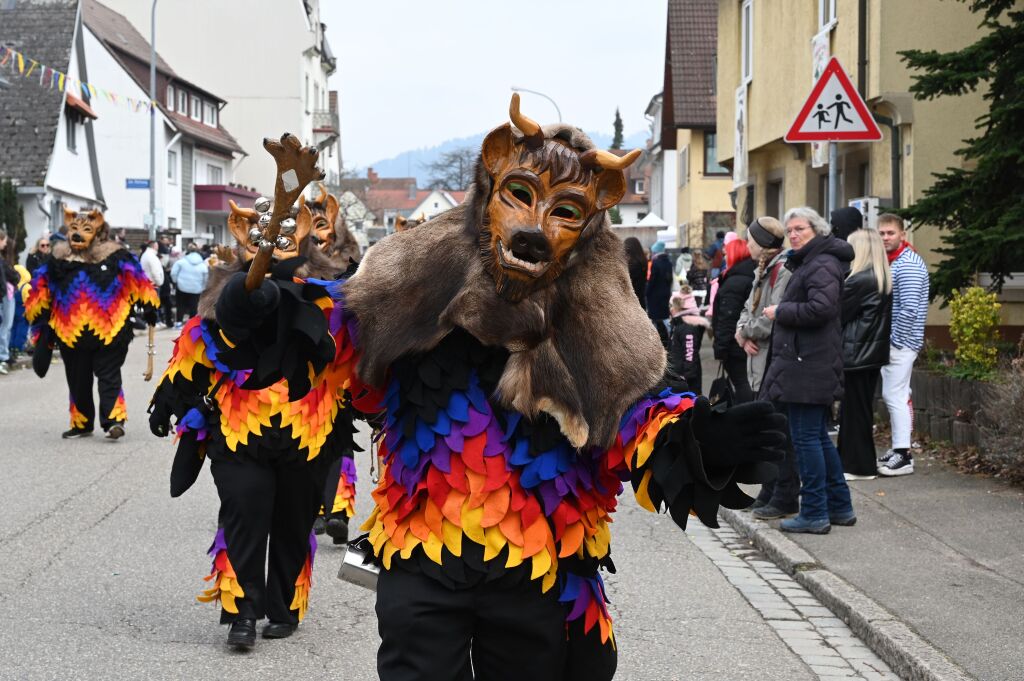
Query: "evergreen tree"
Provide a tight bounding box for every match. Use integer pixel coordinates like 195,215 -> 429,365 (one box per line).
899,0 -> 1024,299
611,108 -> 624,150
608,206 -> 622,225
0,179 -> 26,263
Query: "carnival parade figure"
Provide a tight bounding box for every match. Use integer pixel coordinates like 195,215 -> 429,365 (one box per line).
25,208 -> 159,440
303,183 -> 363,546
148,138 -> 364,649
175,99 -> 786,677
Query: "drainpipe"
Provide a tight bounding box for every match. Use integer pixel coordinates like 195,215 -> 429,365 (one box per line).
874,114 -> 901,209
857,0 -> 868,98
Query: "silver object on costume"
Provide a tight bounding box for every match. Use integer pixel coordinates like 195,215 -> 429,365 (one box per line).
275,235 -> 291,250
258,213 -> 272,228
248,227 -> 262,244
254,197 -> 272,213
338,543 -> 379,591
279,217 -> 297,235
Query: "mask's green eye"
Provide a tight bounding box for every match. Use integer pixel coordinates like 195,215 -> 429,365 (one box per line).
551,204 -> 582,220
507,182 -> 533,206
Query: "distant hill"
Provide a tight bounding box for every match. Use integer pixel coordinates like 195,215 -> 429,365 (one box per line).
363,129 -> 649,186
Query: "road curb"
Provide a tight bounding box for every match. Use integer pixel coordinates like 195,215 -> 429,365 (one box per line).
720,508 -> 975,681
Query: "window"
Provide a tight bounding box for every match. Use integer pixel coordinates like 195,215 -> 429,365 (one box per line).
207,164 -> 223,184
741,0 -> 753,83
314,83 -> 320,111
638,211 -> 648,221
204,101 -> 217,127
634,179 -> 645,194
66,112 -> 78,153
167,150 -> 178,182
858,162 -> 870,197
703,133 -> 729,175
765,180 -> 782,219
817,174 -> 829,217
190,95 -> 201,121
304,75 -> 310,112
679,146 -> 689,187
178,90 -> 188,114
168,217 -> 177,230
166,85 -> 174,110
819,0 -> 837,30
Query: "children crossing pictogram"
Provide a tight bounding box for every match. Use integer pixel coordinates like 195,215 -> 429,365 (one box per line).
785,57 -> 882,142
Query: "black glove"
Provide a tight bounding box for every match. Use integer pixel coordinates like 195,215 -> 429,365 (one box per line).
689,397 -> 787,466
148,398 -> 172,437
32,326 -> 55,378
143,304 -> 159,326
215,272 -> 280,340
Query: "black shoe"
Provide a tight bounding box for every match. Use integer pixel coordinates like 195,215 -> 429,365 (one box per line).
325,516 -> 349,543
830,512 -> 857,527
227,618 -> 257,648
746,499 -> 768,512
106,423 -> 125,440
62,428 -> 93,439
262,621 -> 298,639
312,516 -> 326,535
751,504 -> 798,520
878,452 -> 914,477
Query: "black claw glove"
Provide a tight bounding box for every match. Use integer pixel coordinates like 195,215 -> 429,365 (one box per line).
690,397 -> 787,466
215,272 -> 280,340
148,399 -> 172,437
143,304 -> 159,326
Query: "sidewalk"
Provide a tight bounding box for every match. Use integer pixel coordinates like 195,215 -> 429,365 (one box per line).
699,346 -> 1024,679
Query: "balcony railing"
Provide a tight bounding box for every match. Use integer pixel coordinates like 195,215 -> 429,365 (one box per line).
313,109 -> 339,133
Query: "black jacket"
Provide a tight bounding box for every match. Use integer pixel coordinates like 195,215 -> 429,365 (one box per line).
711,258 -> 756,361
645,254 -> 673,320
841,269 -> 892,371
668,314 -> 710,393
627,259 -> 647,310
761,235 -> 854,405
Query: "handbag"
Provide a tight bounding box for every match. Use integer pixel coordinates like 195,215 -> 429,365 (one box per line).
707,362 -> 734,410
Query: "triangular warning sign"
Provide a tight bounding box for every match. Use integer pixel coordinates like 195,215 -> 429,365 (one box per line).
785,57 -> 882,142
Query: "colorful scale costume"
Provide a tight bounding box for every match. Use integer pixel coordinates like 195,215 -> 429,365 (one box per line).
26,241 -> 159,434
150,273 -> 373,627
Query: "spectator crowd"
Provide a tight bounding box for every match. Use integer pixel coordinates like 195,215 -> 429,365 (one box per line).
625,206 -> 930,535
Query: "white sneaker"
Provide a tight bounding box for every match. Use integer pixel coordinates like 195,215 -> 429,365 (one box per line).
845,472 -> 877,481
878,452 -> 914,476
877,449 -> 895,463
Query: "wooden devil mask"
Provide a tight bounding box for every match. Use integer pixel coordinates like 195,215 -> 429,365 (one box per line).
478,94 -> 640,301
298,183 -> 340,254
228,199 -> 310,261
63,207 -> 107,252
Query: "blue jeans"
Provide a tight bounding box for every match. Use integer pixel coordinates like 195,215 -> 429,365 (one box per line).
785,403 -> 853,522
0,292 -> 14,362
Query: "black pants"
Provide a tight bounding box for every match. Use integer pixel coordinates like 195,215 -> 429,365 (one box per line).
60,340 -> 129,431
159,279 -> 173,326
756,401 -> 801,512
376,567 -> 588,681
175,291 -> 200,323
210,455 -> 330,624
838,369 -> 880,476
651,317 -> 669,348
723,353 -> 754,404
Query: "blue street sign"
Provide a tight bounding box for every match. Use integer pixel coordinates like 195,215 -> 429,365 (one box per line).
126,178 -> 151,189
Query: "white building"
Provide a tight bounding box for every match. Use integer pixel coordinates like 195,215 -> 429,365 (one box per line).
83,0 -> 251,247
100,0 -> 342,198
409,190 -> 466,222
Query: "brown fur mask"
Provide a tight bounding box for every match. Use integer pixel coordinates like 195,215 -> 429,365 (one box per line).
52,208 -> 121,263
344,98 -> 660,449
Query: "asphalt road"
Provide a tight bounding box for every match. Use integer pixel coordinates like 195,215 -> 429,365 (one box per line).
0,327 -> 824,681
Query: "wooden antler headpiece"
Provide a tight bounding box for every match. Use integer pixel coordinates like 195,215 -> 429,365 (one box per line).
509,93 -> 544,149
579,148 -> 642,172
315,182 -> 328,205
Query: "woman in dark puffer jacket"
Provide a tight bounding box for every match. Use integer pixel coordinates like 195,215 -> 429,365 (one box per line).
838,229 -> 892,478
712,239 -> 757,403
763,207 -> 855,534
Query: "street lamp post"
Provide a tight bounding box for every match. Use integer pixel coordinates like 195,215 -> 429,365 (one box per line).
148,0 -> 158,241
509,86 -> 562,122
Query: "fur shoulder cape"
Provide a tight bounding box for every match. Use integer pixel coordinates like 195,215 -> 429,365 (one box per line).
344,200 -> 666,449
51,239 -> 123,264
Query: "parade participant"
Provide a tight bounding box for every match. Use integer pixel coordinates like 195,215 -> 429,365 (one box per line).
298,182 -> 363,545
24,208 -> 159,438
148,136 -> 366,649
206,100 -> 786,679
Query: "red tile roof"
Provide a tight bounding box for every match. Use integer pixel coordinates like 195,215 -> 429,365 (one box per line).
665,0 -> 717,129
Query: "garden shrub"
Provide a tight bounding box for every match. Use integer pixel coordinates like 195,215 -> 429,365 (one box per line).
948,287 -> 1000,380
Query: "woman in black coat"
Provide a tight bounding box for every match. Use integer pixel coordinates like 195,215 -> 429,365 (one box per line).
623,237 -> 647,310
763,207 -> 856,534
838,229 -> 892,478
711,239 -> 756,403
645,241 -> 674,346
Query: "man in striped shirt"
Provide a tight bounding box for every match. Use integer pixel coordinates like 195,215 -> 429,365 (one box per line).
877,214 -> 929,476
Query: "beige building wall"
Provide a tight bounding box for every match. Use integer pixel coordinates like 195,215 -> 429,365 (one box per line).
675,128 -> 735,248
716,0 -> 1017,330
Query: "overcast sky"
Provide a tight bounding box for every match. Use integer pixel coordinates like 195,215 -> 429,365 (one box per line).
322,0 -> 667,169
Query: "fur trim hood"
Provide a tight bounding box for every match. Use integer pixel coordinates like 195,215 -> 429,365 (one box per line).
51,239 -> 123,263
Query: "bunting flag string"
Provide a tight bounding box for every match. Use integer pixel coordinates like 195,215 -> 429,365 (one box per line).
0,43 -> 156,114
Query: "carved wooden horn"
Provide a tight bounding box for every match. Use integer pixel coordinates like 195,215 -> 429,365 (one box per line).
580,148 -> 642,172
509,93 -> 544,149
315,182 -> 327,205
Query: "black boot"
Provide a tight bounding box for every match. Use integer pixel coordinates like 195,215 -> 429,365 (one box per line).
325,515 -> 349,544
227,618 -> 256,649
312,516 -> 326,535
262,621 -> 298,639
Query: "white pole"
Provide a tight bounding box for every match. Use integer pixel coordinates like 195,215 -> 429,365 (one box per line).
148,0 -> 158,241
